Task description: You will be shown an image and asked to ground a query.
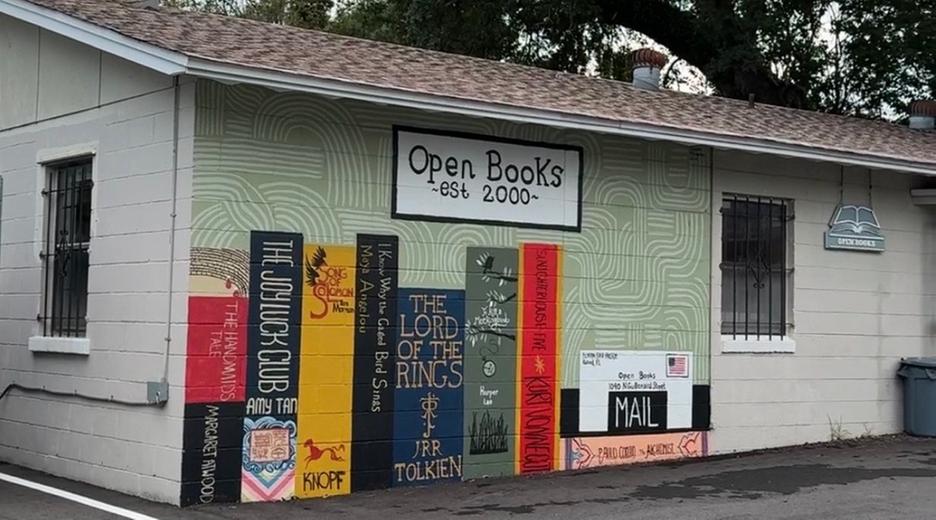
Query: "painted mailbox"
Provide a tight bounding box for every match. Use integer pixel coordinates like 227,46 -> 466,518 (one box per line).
180,82 -> 712,505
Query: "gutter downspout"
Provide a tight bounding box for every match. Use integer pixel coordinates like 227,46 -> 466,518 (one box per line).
152,75 -> 182,404
707,146 -> 715,427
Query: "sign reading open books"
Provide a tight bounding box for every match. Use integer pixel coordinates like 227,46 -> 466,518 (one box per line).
392,127 -> 583,231
824,204 -> 884,252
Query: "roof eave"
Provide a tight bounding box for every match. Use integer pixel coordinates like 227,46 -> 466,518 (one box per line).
190,58 -> 936,177
1,0 -> 188,75
4,0 -> 934,176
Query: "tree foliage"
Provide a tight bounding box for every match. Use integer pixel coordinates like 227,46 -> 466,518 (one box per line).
165,0 -> 333,29
830,0 -> 936,117
165,0 -> 936,119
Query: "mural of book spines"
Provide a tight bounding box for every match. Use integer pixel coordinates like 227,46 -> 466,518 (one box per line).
350,234 -> 399,492
242,230 -> 304,502
517,243 -> 562,474
393,288 -> 465,486
180,246 -> 250,506
462,246 -> 519,478
295,244 -> 357,499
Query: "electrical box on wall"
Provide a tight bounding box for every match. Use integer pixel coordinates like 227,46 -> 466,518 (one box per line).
147,381 -> 169,404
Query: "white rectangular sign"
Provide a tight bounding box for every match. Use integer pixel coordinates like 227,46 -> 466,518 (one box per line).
579,350 -> 693,433
392,127 -> 582,231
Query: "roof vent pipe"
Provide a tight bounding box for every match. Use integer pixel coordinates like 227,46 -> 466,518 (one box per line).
909,100 -> 936,130
631,48 -> 668,91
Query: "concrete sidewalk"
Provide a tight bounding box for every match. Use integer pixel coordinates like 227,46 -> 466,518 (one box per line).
2,435 -> 936,519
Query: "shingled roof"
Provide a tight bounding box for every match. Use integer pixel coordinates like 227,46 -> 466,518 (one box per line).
6,0 -> 936,173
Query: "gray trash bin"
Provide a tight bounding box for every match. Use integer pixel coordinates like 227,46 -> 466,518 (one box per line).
897,357 -> 936,437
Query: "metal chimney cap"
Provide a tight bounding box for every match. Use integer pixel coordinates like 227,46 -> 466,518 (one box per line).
630,48 -> 668,69
909,100 -> 936,130
909,100 -> 936,118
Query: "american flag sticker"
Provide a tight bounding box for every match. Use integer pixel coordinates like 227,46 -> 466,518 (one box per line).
666,354 -> 689,378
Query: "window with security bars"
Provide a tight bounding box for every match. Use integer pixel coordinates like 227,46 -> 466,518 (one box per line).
720,194 -> 792,339
40,159 -> 93,337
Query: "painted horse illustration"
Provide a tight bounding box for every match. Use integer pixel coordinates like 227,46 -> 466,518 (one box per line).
304,438 -> 345,466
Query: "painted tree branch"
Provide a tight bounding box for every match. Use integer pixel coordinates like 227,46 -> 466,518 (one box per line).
466,326 -> 517,342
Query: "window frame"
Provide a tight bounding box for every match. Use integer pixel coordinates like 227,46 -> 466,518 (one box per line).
718,193 -> 794,345
38,157 -> 94,339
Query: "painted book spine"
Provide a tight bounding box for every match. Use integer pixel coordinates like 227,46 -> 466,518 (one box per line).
181,294 -> 247,505
393,288 -> 465,486
242,231 -> 303,502
517,243 -> 562,474
350,234 -> 399,491
295,245 -> 357,498
462,247 -> 519,478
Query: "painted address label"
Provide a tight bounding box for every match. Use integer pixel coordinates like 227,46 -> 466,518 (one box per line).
392,127 -> 583,231
578,350 -> 693,434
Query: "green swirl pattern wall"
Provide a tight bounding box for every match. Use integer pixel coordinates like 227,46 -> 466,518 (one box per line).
180,80 -> 713,505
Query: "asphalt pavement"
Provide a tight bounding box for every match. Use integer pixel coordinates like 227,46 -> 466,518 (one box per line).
2,435 -> 936,519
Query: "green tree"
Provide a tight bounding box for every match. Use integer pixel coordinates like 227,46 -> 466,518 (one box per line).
165,0 -> 333,29
330,0 -> 516,60
829,0 -> 936,117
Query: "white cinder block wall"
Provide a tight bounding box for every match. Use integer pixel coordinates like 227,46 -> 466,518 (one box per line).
710,150 -> 936,453
0,15 -> 192,504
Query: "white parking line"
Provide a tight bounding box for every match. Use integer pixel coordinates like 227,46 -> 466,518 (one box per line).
0,471 -> 161,520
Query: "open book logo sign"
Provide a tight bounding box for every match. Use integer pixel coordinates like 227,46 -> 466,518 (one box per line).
824,204 -> 885,252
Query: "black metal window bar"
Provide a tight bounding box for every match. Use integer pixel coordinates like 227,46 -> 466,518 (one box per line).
720,194 -> 792,339
39,159 -> 93,337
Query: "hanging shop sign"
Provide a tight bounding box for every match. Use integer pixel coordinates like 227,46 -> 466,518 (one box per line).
824,204 -> 885,252
392,126 -> 583,232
